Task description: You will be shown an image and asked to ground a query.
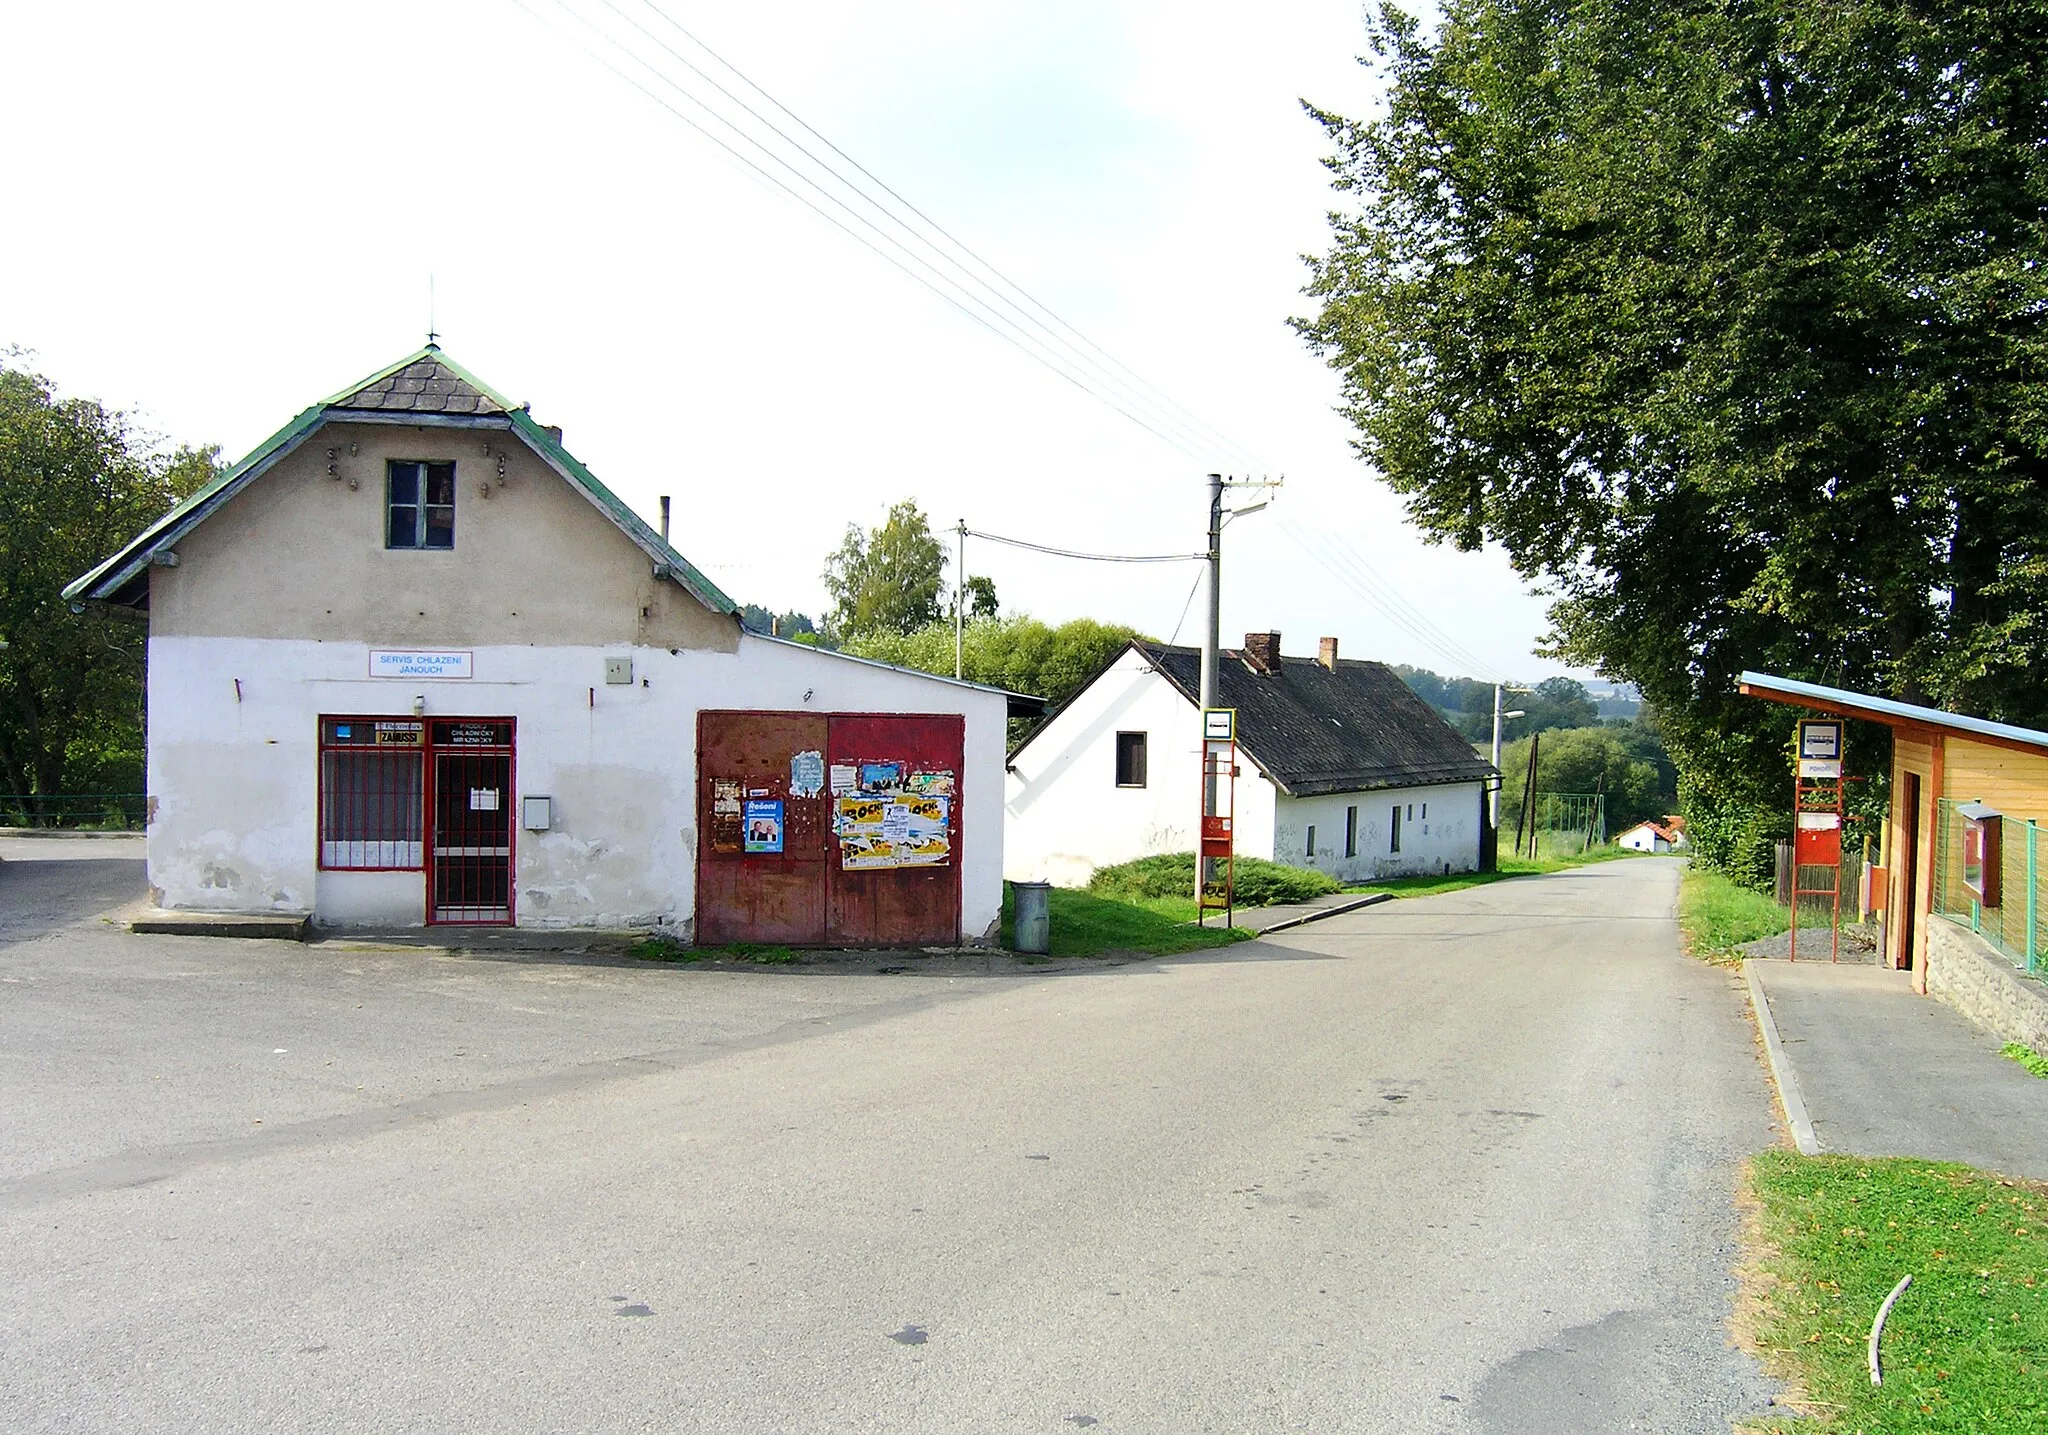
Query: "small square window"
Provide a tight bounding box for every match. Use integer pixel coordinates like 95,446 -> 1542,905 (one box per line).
1115,731 -> 1148,788
387,460 -> 456,549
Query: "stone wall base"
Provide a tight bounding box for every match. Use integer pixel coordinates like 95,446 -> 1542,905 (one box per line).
1925,918 -> 2048,1052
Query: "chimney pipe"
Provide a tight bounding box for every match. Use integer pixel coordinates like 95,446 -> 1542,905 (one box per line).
1243,631 -> 1282,676
1319,636 -> 1340,670
658,495 -> 671,545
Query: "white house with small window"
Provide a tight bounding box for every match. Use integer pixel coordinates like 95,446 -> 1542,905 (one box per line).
1004,633 -> 1497,886
67,344 -> 1034,942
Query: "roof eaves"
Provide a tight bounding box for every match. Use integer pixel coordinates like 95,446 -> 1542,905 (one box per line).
1738,670 -> 2048,753
505,408 -> 737,615
749,632 -> 1046,714
63,403 -> 328,603
1006,638 -> 1160,763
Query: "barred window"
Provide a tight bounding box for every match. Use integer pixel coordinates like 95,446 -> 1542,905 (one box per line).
320,719 -> 424,869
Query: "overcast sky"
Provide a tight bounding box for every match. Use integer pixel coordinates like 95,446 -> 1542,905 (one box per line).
6,0 -> 1572,684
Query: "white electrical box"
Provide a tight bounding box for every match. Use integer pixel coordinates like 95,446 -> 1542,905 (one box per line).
522,795 -> 553,831
604,656 -> 633,685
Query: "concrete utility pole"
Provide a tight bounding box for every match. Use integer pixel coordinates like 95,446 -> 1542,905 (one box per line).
954,518 -> 967,680
1490,683 -> 1527,825
1200,475 -> 1223,712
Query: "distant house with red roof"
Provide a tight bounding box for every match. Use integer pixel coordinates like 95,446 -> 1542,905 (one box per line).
1616,818 -> 1686,853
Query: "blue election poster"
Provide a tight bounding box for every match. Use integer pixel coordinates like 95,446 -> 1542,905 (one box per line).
743,799 -> 785,854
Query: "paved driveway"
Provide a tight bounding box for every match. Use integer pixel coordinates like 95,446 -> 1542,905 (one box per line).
0,848 -> 1778,1432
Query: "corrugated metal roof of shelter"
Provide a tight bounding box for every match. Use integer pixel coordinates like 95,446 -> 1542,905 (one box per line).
1738,670 -> 2048,754
65,344 -> 735,617
1140,640 -> 1498,797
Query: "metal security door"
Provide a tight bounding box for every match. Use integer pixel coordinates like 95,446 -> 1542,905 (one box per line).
696,711 -> 830,946
826,713 -> 963,946
428,719 -> 515,925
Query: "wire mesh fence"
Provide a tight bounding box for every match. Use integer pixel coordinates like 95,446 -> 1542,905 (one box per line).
0,794 -> 146,829
1514,792 -> 1606,859
1931,799 -> 2044,975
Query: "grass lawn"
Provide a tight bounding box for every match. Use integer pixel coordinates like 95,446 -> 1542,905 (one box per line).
1003,884 -> 1253,959
1742,1153 -> 2048,1433
1678,863 -> 1835,964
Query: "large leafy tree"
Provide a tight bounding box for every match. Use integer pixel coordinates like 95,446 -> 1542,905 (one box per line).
0,359 -> 216,820
821,499 -> 948,638
1296,0 -> 2048,872
1497,725 -> 1676,835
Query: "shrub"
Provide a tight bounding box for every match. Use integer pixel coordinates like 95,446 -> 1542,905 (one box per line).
1085,852 -> 1344,908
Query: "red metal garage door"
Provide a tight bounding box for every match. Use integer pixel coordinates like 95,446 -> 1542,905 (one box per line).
695,711 -> 829,946
695,711 -> 964,947
826,713 -> 963,947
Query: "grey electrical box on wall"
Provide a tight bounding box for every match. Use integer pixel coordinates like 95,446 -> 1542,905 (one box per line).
523,795 -> 553,831
604,656 -> 633,685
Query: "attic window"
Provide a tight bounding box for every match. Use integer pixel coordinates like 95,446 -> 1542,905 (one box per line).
1115,731 -> 1148,788
387,461 -> 456,550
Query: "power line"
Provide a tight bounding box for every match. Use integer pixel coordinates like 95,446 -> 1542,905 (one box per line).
514,2 -> 1520,682
508,0 -> 1252,466
510,0 -> 1207,459
1166,564 -> 1206,647
964,526 -> 1204,564
595,0 -> 1242,466
1274,517 -> 1508,683
525,0 -> 1215,460
627,0 -> 1269,472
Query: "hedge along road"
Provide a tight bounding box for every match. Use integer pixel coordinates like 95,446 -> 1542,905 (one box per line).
0,852 -> 1779,1433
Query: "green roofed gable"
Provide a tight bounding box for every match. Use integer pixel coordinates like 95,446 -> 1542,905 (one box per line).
64,344 -> 735,617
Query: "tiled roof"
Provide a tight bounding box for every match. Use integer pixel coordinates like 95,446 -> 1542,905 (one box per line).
1141,641 -> 1498,797
329,353 -> 508,415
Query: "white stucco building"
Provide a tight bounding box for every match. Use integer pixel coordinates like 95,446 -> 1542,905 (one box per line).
67,345 -> 1031,944
1616,819 -> 1686,853
1005,634 -> 1497,886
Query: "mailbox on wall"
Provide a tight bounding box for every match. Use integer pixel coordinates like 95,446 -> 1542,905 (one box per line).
1958,799 -> 2002,908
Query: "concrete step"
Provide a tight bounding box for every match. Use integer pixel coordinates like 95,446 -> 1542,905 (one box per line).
130,911 -> 311,941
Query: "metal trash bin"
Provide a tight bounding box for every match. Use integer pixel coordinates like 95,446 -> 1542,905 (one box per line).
1011,880 -> 1051,955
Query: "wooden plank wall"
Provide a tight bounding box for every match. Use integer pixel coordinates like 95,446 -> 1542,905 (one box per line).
1941,738 -> 2048,821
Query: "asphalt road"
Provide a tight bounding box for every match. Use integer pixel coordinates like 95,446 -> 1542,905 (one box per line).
0,846 -> 1779,1432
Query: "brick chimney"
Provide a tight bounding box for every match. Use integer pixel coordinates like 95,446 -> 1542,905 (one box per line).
1318,636 -> 1340,670
1242,631 -> 1282,675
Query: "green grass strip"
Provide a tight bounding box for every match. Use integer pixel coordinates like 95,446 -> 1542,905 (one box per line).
1742,1153 -> 2048,1433
1003,885 -> 1253,959
2001,1042 -> 2048,1079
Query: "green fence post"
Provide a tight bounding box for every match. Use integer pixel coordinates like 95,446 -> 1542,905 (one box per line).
2028,820 -> 2038,975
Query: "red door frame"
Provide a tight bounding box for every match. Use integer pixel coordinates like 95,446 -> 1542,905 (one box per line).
425,717 -> 517,927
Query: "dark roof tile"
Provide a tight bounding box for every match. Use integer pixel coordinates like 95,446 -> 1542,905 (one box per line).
330,356 -> 506,416
1140,641 -> 1496,796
